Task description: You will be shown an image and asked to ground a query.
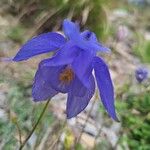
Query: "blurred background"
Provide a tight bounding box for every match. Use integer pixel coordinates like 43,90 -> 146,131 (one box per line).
0,0 -> 150,149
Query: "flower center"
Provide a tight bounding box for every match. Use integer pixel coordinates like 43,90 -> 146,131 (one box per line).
59,67 -> 74,84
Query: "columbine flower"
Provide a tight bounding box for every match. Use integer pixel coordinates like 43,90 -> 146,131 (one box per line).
135,67 -> 148,83
13,19 -> 118,121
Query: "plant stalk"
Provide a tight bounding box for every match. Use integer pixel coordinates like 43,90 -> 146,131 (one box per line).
19,99 -> 51,150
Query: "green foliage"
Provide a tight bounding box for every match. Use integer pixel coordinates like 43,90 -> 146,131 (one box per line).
85,0 -> 109,40
3,0 -> 116,41
7,25 -> 25,43
134,38 -> 150,63
0,83 -> 54,149
0,120 -> 17,150
75,143 -> 85,150
118,93 -> 150,150
94,140 -> 112,150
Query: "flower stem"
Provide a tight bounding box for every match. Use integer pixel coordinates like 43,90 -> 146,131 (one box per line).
19,99 -> 51,150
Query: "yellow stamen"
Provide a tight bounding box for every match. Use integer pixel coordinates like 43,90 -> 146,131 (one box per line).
59,67 -> 74,84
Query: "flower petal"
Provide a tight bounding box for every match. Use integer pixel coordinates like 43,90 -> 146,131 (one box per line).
13,32 -> 66,61
63,20 -> 109,53
81,30 -> 110,52
43,42 -> 80,67
32,62 -> 58,101
81,30 -> 98,42
63,19 -> 80,40
38,59 -> 72,93
96,43 -> 111,52
71,51 -> 93,88
66,75 -> 95,118
94,57 -> 118,121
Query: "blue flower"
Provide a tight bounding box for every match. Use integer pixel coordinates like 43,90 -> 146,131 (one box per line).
13,19 -> 118,121
135,67 -> 148,83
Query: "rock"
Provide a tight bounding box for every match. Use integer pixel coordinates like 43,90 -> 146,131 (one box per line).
28,133 -> 37,148
81,133 -> 95,148
101,127 -> 119,147
0,108 -> 7,121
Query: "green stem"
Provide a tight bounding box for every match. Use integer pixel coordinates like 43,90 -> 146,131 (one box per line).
19,99 -> 51,150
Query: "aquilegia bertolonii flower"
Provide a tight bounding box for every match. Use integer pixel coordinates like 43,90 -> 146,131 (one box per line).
13,19 -> 118,121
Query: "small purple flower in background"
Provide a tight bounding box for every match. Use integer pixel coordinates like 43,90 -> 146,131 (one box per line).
116,25 -> 129,41
13,19 -> 118,121
135,67 -> 148,83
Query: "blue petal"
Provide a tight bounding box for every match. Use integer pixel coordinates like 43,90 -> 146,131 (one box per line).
74,38 -> 101,54
43,42 -> 80,67
96,43 -> 111,52
63,20 -> 100,53
32,61 -> 58,101
63,19 -> 80,40
77,38 -> 108,54
13,32 -> 66,61
81,30 -> 110,52
70,76 -> 87,97
71,51 -> 93,88
38,59 -> 72,93
81,30 -> 98,42
94,57 -> 118,121
67,75 -> 95,118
